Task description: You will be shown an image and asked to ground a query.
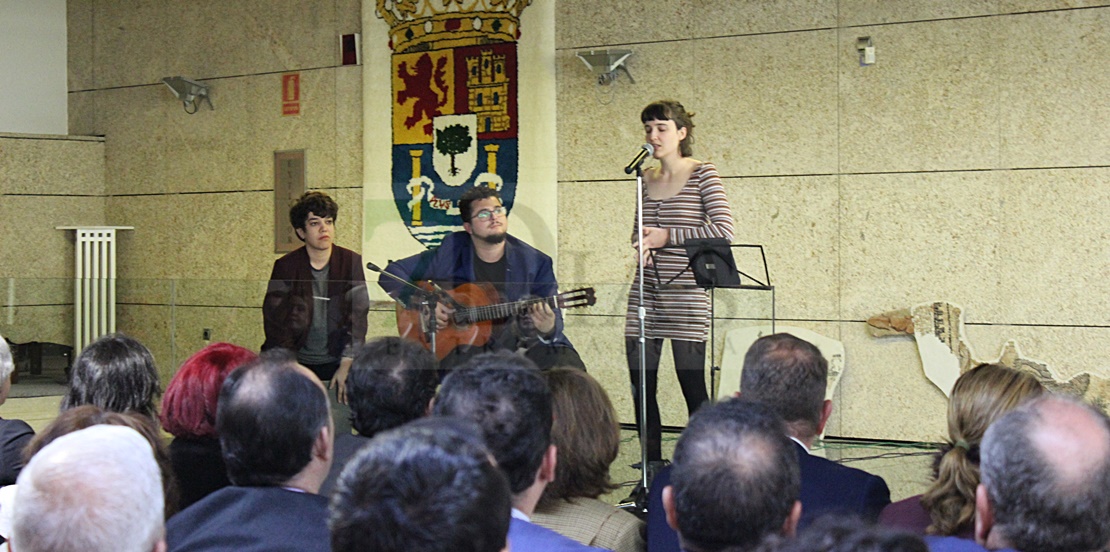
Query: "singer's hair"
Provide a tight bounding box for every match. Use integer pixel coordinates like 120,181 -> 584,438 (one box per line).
459,186 -> 501,223
289,191 -> 339,231
641,100 -> 696,157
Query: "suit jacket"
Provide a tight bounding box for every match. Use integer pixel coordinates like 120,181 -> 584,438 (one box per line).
533,497 -> 645,552
510,516 -> 611,552
168,437 -> 230,511
262,245 -> 369,361
166,486 -> 330,552
0,418 -> 34,486
645,442 -> 891,552
925,536 -> 1014,552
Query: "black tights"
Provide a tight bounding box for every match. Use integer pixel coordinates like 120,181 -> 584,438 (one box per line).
626,337 -> 708,462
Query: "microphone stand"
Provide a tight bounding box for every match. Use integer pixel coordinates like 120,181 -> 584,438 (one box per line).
634,163 -> 650,514
366,261 -> 440,358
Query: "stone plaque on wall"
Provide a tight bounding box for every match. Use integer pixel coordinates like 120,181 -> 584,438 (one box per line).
274,150 -> 306,253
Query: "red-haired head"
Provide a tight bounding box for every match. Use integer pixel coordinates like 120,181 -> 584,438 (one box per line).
160,343 -> 257,438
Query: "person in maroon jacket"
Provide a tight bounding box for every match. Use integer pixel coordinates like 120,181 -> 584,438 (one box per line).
263,191 -> 369,435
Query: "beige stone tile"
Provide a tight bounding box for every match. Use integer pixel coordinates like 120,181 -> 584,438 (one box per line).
556,0 -> 836,49
0,136 -> 105,195
998,9 -> 1110,167
2,396 -> 64,434
170,305 -> 267,369
838,172 -> 1005,323
962,324 -> 1110,383
0,195 -> 106,279
89,1 -> 344,89
690,31 -> 839,176
724,176 -> 840,320
836,321 -> 950,442
995,169 -> 1110,325
67,91 -> 98,136
0,305 -> 73,347
838,18 -> 1001,173
556,41 -> 700,183
839,0 -> 1000,27
107,193 -> 272,281
67,0 -> 94,92
824,441 -> 936,502
557,181 -> 640,294
99,70 -> 339,196
334,66 -> 363,195
999,0 -> 1110,11
115,304 -> 176,384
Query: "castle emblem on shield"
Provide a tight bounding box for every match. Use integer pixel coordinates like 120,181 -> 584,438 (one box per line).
377,0 -> 529,248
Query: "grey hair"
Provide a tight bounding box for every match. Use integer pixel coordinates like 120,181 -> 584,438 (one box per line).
0,333 -> 13,382
980,395 -> 1110,552
13,425 -> 164,552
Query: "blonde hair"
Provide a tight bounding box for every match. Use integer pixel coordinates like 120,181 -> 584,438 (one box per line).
920,363 -> 1044,535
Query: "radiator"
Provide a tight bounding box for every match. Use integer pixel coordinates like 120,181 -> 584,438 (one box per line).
57,226 -> 132,354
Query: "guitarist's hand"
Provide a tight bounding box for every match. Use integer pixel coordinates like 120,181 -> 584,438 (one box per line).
330,357 -> 353,405
435,302 -> 455,330
530,303 -> 556,337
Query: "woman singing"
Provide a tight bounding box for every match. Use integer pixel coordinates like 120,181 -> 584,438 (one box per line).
625,100 -> 735,471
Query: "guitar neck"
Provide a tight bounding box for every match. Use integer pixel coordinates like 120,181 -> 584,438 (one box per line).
459,295 -> 554,324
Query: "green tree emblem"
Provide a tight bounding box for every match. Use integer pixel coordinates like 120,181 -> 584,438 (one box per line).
436,124 -> 472,176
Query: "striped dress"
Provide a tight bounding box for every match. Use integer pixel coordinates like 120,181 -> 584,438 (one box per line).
624,163 -> 735,341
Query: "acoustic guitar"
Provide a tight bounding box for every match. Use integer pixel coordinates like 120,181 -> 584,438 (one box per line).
396,282 -> 596,360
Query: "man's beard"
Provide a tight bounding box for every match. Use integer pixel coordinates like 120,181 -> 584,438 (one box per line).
475,230 -> 507,245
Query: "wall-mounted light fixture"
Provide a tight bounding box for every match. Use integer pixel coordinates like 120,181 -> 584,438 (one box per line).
856,37 -> 876,66
162,76 -> 214,114
576,49 -> 635,85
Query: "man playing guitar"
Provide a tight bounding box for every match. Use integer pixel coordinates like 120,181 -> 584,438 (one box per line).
379,186 -> 585,372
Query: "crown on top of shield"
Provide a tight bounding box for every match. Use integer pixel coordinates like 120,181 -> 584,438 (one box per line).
376,0 -> 532,53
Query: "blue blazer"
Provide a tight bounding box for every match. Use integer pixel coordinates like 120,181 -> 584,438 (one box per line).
509,517 -> 610,552
646,442 -> 891,552
166,486 -> 330,552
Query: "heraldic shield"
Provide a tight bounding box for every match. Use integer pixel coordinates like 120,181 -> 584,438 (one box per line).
378,0 -> 528,248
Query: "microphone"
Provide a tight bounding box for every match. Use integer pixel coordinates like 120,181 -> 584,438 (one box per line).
366,261 -> 383,272
624,144 -> 654,174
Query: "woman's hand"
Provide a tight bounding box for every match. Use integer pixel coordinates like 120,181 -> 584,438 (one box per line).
632,227 -> 668,267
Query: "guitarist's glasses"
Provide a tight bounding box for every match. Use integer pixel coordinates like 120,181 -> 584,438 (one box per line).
473,206 -> 507,221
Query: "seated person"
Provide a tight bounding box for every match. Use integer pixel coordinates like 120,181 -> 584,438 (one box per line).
380,186 -> 583,371
160,342 -> 258,509
879,364 -> 1043,538
166,350 -> 334,552
0,333 -> 34,486
532,367 -> 644,552
329,417 -> 512,552
318,336 -> 437,496
60,332 -> 162,422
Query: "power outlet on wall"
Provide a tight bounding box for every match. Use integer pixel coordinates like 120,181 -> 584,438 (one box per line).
202,328 -> 212,341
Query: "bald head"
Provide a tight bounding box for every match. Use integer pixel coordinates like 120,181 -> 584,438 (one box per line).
979,395 -> 1110,552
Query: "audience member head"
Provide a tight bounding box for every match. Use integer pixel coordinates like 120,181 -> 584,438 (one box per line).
61,333 -> 162,420
23,404 -> 180,517
757,516 -> 927,552
920,363 -> 1044,535
458,185 -> 502,223
160,342 -> 257,439
329,417 -> 511,552
976,395 -> 1110,552
664,398 -> 802,552
740,333 -> 829,442
346,337 -> 437,438
0,333 -> 14,404
538,367 -> 620,507
12,425 -> 165,552
289,191 -> 339,232
432,351 -> 553,505
217,349 -> 333,490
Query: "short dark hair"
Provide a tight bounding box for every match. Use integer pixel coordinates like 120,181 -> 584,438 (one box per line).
539,367 -> 619,506
217,350 -> 330,486
346,337 -> 437,437
458,186 -> 501,223
759,516 -> 928,552
62,333 -> 162,420
670,398 -> 800,552
980,395 -> 1110,552
641,100 -> 696,157
329,417 -> 511,552
432,351 -> 550,494
741,333 -> 827,439
289,191 -> 339,230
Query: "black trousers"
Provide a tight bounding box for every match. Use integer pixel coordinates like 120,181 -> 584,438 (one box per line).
625,337 -> 708,461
